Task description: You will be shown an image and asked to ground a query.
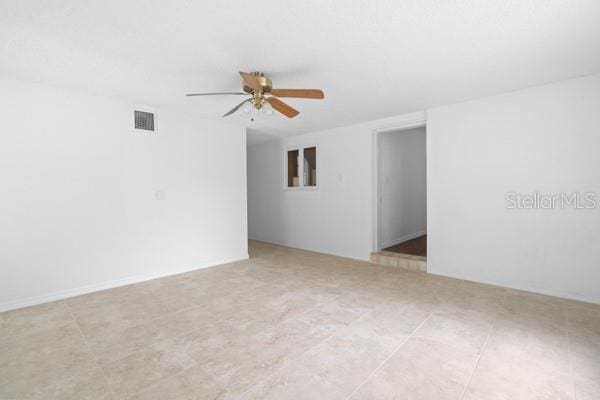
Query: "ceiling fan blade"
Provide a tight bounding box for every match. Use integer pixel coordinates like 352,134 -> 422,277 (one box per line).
186,92 -> 246,96
270,89 -> 324,99
222,99 -> 250,117
239,72 -> 262,91
267,97 -> 300,118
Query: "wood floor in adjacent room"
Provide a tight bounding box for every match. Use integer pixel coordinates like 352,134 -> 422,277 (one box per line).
383,235 -> 427,257
1,240 -> 599,400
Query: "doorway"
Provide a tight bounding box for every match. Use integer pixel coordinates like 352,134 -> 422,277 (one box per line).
372,124 -> 427,269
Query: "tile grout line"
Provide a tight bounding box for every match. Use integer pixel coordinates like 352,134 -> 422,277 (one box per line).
458,314 -> 497,400
62,302 -> 120,400
564,306 -> 577,400
342,312 -> 435,400
456,285 -> 514,400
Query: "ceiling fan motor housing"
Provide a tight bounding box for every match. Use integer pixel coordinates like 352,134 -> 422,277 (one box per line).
243,71 -> 272,94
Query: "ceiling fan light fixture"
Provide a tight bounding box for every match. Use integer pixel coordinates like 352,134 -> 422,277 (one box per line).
261,102 -> 274,116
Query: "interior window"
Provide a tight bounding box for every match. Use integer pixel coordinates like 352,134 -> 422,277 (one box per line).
287,149 -> 300,187
303,146 -> 317,186
286,146 -> 317,189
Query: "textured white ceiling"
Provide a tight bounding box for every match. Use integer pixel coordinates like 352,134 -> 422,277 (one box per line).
2,1 -> 600,145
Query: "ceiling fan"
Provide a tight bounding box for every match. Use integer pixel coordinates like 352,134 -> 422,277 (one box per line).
186,71 -> 324,119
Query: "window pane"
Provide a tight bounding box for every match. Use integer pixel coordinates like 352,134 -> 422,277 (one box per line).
287,149 -> 299,187
303,146 -> 317,186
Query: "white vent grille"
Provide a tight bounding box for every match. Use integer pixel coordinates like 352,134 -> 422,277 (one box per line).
134,110 -> 155,131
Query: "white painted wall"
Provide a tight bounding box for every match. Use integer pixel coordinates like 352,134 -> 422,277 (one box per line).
247,112 -> 426,261
427,73 -> 600,303
0,76 -> 248,311
379,127 -> 427,248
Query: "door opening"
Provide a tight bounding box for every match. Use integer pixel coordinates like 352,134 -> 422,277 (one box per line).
372,124 -> 427,270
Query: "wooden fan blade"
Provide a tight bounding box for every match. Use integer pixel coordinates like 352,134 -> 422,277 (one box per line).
239,72 -> 262,91
267,97 -> 300,118
270,89 -> 324,99
186,92 -> 246,96
222,99 -> 250,117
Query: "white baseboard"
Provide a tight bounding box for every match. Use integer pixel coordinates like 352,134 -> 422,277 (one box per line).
0,253 -> 249,312
248,236 -> 370,262
381,230 -> 426,250
427,268 -> 600,305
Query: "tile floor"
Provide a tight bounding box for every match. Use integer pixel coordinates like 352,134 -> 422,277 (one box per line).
1,240 -> 599,399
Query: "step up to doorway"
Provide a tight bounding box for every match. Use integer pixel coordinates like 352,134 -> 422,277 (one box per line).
370,251 -> 426,272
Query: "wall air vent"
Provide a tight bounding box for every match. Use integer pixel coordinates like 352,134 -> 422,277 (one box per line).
134,110 -> 155,132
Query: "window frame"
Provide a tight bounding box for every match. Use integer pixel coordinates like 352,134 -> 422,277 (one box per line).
284,144 -> 319,191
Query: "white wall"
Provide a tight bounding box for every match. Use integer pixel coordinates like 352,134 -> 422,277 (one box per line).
0,76 -> 248,311
247,112 -> 426,261
379,127 -> 427,248
427,73 -> 600,303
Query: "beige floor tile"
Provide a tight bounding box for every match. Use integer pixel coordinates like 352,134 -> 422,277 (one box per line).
568,328 -> 600,361
571,352 -> 600,400
128,365 -> 229,400
500,289 -> 567,328
240,360 -> 347,400
185,274 -> 266,301
348,303 -> 423,353
0,301 -> 73,339
0,367 -> 114,400
438,284 -> 507,324
567,301 -> 600,363
0,319 -> 92,384
101,339 -> 196,398
172,318 -> 238,356
463,336 -> 574,400
66,273 -> 263,340
413,310 -> 492,353
251,317 -> 332,355
293,288 -> 386,333
295,329 -> 392,395
66,295 -> 189,340
0,341 -> 112,400
489,316 -> 570,369
1,320 -> 83,359
187,318 -> 330,397
575,377 -> 600,400
565,299 -> 600,325
235,263 -> 292,284
350,337 -> 479,400
85,305 -> 215,364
